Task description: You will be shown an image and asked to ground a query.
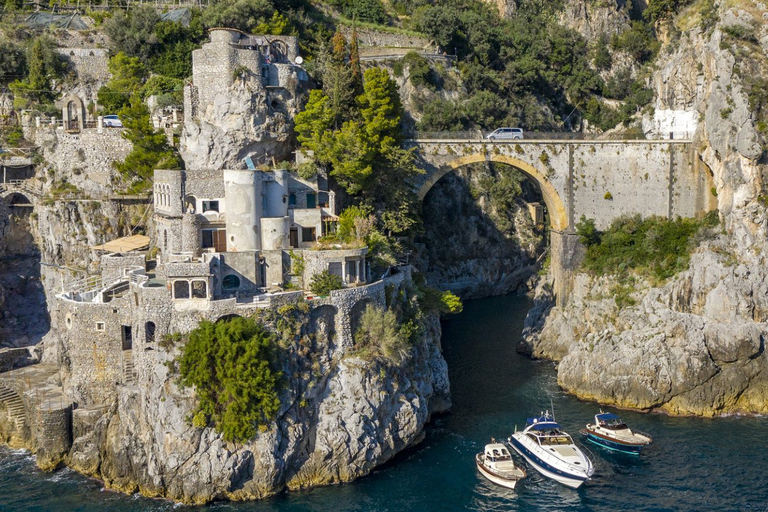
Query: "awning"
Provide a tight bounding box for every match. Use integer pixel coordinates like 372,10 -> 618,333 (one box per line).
91,234 -> 150,253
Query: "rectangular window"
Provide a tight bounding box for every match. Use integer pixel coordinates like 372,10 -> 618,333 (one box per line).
202,200 -> 219,212
191,280 -> 207,299
173,280 -> 190,299
95,322 -> 105,331
328,262 -> 342,278
346,261 -> 358,282
301,227 -> 316,243
306,193 -> 316,209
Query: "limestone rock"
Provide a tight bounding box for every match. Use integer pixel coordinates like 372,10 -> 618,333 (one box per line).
523,2 -> 768,417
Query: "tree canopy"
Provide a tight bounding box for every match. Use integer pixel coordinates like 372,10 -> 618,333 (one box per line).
178,316 -> 283,443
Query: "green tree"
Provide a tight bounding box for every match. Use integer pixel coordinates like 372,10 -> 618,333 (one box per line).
104,6 -> 161,60
576,215 -> 601,246
114,94 -> 180,193
97,52 -> 147,113
0,40 -> 26,84
178,317 -> 283,443
9,35 -> 65,109
309,270 -> 343,295
204,0 -> 275,33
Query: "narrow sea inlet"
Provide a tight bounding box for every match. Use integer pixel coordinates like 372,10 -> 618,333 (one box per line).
2,294 -> 767,511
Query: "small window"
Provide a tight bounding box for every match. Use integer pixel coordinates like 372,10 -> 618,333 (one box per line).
95,322 -> 105,331
289,193 -> 296,206
222,274 -> 241,290
173,280 -> 190,299
145,322 -> 156,343
328,262 -> 342,278
301,227 -> 316,242
192,280 -> 207,299
306,193 -> 316,209
202,200 -> 219,212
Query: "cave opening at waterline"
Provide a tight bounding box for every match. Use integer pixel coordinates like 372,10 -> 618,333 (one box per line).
0,192 -> 49,348
415,162 -> 549,299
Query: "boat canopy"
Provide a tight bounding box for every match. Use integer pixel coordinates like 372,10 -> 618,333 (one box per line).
526,419 -> 562,431
596,412 -> 620,421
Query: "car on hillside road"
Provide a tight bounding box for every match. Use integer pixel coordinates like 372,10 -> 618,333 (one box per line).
486,127 -> 524,140
103,115 -> 123,128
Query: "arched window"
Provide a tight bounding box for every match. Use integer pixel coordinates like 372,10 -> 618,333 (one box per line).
222,274 -> 241,290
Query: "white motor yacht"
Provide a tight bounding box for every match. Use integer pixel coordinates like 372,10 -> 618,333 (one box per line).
508,412 -> 594,489
475,442 -> 526,490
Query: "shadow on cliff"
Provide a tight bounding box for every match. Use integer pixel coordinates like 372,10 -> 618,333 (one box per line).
414,162 -> 548,299
0,194 -> 50,348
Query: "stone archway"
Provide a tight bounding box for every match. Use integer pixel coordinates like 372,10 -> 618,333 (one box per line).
58,94 -> 85,132
417,154 -> 568,232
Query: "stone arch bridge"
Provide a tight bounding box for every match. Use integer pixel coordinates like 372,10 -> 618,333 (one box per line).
406,138 -> 717,304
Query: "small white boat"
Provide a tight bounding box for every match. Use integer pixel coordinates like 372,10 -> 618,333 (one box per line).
475,442 -> 526,489
580,411 -> 652,454
508,412 -> 594,489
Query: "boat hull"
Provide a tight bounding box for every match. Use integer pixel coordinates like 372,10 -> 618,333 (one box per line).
476,461 -> 520,490
581,430 -> 645,455
507,435 -> 589,489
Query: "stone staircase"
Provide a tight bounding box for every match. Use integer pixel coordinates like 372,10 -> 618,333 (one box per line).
0,382 -> 26,430
122,350 -> 135,384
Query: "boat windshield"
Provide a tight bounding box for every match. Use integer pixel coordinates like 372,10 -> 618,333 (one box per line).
599,418 -> 628,430
531,429 -> 572,445
487,448 -> 512,461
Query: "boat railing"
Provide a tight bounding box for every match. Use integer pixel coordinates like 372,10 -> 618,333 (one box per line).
476,454 -> 524,480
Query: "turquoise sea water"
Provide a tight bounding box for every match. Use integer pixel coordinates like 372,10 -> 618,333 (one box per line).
2,294 -> 768,512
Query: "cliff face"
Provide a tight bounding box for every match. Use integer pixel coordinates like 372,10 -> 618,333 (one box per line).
522,2 -> 768,416
66,310 -> 449,504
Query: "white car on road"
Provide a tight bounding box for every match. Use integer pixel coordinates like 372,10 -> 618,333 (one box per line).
487,127 -> 524,140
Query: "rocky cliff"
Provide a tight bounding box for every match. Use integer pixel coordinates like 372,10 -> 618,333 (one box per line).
66,308 -> 449,504
522,1 -> 768,416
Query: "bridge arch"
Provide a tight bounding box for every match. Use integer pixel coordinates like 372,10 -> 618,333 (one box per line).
417,153 -> 568,231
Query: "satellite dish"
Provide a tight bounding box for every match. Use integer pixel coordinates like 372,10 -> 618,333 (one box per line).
295,56 -> 304,65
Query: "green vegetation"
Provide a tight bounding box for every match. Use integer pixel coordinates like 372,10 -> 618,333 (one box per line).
9,35 -> 66,111
178,316 -> 283,443
0,39 -> 26,84
576,212 -> 719,281
325,0 -> 390,24
309,270 -> 343,295
97,53 -> 148,113
405,0 -> 656,132
354,305 -> 416,362
114,95 -> 181,193
644,0 -> 695,24
295,34 -> 423,239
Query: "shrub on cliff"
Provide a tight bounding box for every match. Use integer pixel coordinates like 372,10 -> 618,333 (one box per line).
578,212 -> 719,281
354,305 -> 418,362
309,271 -> 343,296
178,316 -> 283,443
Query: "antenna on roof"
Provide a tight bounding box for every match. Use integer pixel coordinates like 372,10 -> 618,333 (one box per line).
550,398 -> 556,421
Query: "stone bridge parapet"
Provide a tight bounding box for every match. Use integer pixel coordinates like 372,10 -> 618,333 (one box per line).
408,139 -> 717,304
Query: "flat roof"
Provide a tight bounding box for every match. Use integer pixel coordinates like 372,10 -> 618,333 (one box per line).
91,234 -> 150,253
